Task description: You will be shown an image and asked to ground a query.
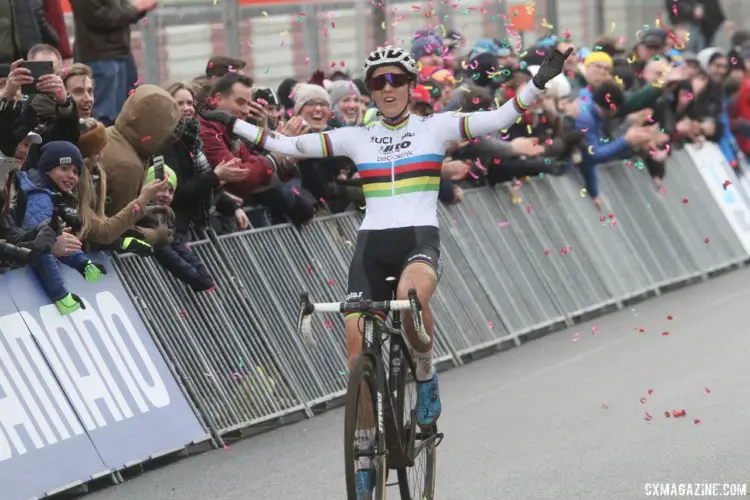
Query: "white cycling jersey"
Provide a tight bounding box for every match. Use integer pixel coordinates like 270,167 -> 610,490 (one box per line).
233,83 -> 544,231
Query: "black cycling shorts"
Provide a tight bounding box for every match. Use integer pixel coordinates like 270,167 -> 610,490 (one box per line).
346,226 -> 441,304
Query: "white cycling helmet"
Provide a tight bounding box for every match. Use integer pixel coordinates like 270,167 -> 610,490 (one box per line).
363,45 -> 419,81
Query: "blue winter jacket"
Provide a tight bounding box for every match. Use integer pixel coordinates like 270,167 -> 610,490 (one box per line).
15,170 -> 88,302
573,104 -> 632,198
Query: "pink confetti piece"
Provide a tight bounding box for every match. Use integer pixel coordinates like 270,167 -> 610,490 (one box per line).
601,404 -> 608,410
667,314 -> 673,320
704,237 -> 710,244
495,221 -> 510,227
705,387 -> 711,394
647,389 -> 654,395
487,321 -> 494,329
693,418 -> 701,424
223,445 -> 232,450
644,412 -> 653,421
544,249 -> 550,256
591,326 -> 598,335
572,332 -> 580,342
327,279 -> 336,286
661,331 -> 670,336
141,135 -> 152,142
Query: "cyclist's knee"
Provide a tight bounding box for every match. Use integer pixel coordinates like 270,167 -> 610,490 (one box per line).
397,264 -> 437,303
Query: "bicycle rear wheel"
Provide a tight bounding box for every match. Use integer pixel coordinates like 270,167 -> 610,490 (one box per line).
344,354 -> 387,500
395,355 -> 437,499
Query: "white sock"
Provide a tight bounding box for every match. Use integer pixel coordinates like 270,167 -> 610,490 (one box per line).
355,428 -> 375,471
413,347 -> 434,381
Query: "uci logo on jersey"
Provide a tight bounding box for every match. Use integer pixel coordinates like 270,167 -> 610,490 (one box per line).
371,136 -> 392,144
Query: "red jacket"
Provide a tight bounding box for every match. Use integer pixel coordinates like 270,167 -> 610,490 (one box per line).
732,77 -> 750,155
198,116 -> 276,197
44,0 -> 73,59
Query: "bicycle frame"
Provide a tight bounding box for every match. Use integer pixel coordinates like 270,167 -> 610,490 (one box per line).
357,311 -> 419,469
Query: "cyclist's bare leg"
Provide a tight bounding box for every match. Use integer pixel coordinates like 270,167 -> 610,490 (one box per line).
397,263 -> 438,379
397,262 -> 442,427
346,315 -> 376,481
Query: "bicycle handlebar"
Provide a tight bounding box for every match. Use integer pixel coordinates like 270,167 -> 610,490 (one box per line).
296,289 -> 430,346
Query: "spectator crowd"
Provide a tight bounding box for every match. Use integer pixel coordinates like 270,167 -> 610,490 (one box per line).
0,0 -> 746,314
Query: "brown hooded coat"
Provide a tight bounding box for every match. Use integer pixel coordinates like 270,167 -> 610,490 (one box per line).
100,84 -> 180,246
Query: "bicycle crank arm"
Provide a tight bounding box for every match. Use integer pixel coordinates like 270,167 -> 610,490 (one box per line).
410,432 -> 444,461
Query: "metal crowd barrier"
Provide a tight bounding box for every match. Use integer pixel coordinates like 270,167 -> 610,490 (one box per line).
111,148 -> 750,444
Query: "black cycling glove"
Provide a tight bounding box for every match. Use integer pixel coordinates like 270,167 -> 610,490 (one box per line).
196,102 -> 237,129
532,47 -> 574,90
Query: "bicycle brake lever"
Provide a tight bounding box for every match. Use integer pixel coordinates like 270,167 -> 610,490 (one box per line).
407,288 -> 430,344
297,292 -> 315,346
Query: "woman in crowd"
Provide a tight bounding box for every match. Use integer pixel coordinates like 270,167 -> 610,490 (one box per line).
293,83 -> 364,213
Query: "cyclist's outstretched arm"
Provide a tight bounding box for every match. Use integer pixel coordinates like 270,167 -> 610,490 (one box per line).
431,83 -> 546,144
198,105 -> 354,158
233,120 -> 353,158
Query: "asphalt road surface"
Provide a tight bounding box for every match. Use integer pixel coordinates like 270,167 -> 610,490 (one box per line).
86,268 -> 750,500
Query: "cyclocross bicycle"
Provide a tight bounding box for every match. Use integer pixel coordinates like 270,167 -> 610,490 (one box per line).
297,283 -> 443,499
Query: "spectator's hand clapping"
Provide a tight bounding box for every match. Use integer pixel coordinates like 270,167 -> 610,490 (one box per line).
52,227 -> 82,257
700,119 -> 716,137
624,125 -> 653,147
1,60 -> 34,99
442,159 -> 470,181
278,116 -> 308,137
36,74 -> 69,104
248,101 -> 269,129
510,137 -> 545,157
214,157 -> 250,184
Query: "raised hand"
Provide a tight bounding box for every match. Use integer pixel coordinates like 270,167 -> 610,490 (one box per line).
532,47 -> 574,90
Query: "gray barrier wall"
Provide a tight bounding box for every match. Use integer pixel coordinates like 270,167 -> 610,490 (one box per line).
111,144 -> 750,446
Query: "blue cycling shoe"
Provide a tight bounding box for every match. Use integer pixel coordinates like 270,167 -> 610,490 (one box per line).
356,468 -> 375,499
416,373 -> 442,427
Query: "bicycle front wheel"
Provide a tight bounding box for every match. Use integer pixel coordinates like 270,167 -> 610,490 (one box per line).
344,354 -> 387,500
395,356 -> 437,499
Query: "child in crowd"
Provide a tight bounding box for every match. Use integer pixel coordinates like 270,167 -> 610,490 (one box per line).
142,163 -> 215,292
10,141 -> 105,314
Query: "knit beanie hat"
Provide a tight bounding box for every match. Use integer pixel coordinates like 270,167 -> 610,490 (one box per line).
293,83 -> 331,114
467,52 -> 503,89
328,80 -> 361,109
584,51 -> 614,68
697,47 -> 724,73
77,121 -> 108,159
144,163 -> 178,192
37,141 -> 83,174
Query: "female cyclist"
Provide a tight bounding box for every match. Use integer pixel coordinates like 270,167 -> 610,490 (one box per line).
198,44 -> 571,498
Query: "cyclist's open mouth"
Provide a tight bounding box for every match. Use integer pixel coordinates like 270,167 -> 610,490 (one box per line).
384,97 -> 396,103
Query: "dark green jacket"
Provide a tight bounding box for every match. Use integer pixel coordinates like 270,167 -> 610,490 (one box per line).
0,0 -> 59,64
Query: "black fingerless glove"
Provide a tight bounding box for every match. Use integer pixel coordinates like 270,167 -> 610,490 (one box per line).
532,48 -> 574,90
197,102 -> 236,129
